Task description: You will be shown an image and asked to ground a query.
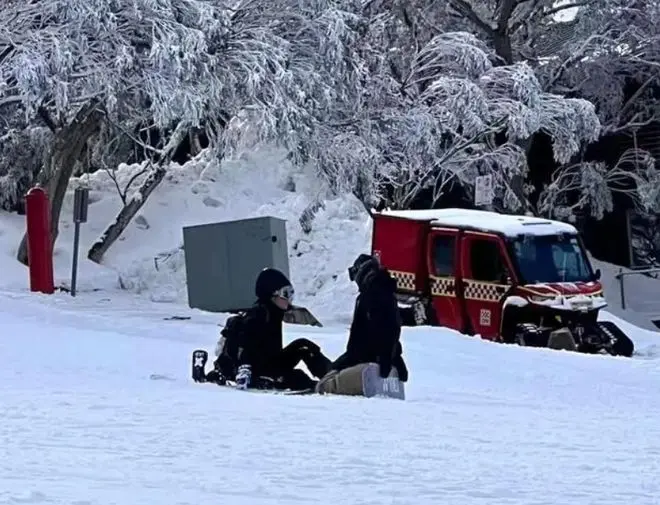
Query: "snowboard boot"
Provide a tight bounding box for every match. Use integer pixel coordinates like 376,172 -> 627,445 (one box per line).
192,349 -> 208,382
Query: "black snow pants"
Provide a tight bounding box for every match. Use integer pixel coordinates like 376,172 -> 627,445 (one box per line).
267,338 -> 332,390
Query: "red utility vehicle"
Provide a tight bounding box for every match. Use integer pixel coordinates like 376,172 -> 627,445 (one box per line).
371,208 -> 634,357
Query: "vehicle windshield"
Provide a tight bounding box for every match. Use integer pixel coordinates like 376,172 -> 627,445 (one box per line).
511,234 -> 593,284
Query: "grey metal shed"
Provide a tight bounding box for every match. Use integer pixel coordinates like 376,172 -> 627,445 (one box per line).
182,216 -> 290,313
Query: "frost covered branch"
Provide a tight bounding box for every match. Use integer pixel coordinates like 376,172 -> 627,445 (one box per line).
538,148 -> 659,221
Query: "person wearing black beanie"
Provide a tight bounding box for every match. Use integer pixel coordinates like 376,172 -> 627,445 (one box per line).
209,267 -> 332,391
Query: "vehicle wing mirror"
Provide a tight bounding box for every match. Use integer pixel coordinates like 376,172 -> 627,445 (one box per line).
593,268 -> 601,281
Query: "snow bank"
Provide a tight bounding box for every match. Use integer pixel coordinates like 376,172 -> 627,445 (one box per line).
590,256 -> 660,331
54,147 -> 371,322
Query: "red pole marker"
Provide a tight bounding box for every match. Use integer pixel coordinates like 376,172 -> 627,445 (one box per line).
25,186 -> 55,294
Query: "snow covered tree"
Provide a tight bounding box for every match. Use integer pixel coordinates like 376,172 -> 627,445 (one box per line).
305,29 -> 601,212
0,0 -> 363,263
436,0 -> 660,219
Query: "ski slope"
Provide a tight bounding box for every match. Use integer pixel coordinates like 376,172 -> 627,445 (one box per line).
1,290 -> 660,505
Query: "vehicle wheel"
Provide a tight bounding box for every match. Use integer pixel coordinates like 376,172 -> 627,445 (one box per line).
612,335 -> 635,357
514,323 -> 548,348
398,305 -> 418,326
598,321 -> 635,358
598,321 -> 634,357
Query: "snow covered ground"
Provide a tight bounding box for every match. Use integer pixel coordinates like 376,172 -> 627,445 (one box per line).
2,288 -> 660,505
2,147 -> 660,504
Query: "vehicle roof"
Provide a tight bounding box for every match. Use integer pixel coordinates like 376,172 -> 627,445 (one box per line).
377,208 -> 578,237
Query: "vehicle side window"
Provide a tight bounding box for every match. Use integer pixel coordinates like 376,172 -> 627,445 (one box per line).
469,239 -> 507,283
432,235 -> 455,276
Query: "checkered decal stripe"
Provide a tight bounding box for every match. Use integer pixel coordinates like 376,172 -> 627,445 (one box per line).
463,280 -> 507,301
388,271 -> 509,301
390,270 -> 416,291
430,276 -> 455,297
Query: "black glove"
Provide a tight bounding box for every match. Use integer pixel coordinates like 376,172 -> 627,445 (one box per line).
393,355 -> 409,382
379,360 -> 392,378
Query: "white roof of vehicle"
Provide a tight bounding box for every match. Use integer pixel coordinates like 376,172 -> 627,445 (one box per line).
377,208 -> 578,237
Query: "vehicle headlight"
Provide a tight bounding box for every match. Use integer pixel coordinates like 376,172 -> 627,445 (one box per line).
570,298 -> 593,310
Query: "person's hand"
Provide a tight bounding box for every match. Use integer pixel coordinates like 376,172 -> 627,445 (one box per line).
379,362 -> 392,378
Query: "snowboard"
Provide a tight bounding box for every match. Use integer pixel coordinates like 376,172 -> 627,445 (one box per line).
191,349 -> 316,396
360,363 -> 406,400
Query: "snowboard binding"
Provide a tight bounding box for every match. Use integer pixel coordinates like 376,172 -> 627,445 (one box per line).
192,349 -> 208,382
192,349 -> 228,385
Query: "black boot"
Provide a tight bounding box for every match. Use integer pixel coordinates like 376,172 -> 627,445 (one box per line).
205,369 -> 227,385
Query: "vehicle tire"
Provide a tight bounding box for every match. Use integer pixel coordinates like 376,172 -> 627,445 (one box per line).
398,304 -> 417,326
598,321 -> 634,357
514,323 -> 548,348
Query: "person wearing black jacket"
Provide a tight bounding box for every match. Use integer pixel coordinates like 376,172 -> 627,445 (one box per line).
209,267 -> 332,391
326,254 -> 409,384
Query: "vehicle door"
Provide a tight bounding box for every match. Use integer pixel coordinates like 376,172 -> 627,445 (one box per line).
426,228 -> 464,332
459,232 -> 515,340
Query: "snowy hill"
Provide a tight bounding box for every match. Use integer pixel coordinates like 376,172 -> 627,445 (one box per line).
2,148 -> 660,504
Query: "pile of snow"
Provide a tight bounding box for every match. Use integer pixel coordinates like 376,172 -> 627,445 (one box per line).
0,147 -> 371,322
590,255 -> 660,331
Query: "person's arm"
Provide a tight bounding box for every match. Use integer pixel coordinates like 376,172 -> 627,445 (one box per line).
366,290 -> 401,378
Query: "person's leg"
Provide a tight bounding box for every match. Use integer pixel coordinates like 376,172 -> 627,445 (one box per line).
316,363 -> 372,395
277,338 -> 332,378
277,369 -> 317,390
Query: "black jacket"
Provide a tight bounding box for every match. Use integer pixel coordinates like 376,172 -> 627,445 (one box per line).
236,300 -> 284,378
332,268 -> 408,381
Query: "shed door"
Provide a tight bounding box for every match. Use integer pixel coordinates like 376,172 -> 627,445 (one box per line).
459,232 -> 514,340
426,228 -> 464,332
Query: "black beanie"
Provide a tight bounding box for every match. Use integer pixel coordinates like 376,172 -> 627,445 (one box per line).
348,253 -> 379,286
255,268 -> 291,300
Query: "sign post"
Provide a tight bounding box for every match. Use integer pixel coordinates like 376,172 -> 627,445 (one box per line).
474,175 -> 494,208
70,187 -> 89,297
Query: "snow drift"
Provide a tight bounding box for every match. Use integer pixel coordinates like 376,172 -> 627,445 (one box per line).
1,147 -> 371,322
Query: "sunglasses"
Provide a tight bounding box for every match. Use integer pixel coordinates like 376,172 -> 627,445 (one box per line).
274,285 -> 295,302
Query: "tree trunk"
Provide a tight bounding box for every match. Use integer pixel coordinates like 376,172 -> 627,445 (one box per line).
86,122 -> 188,264
16,100 -> 104,265
86,166 -> 168,263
